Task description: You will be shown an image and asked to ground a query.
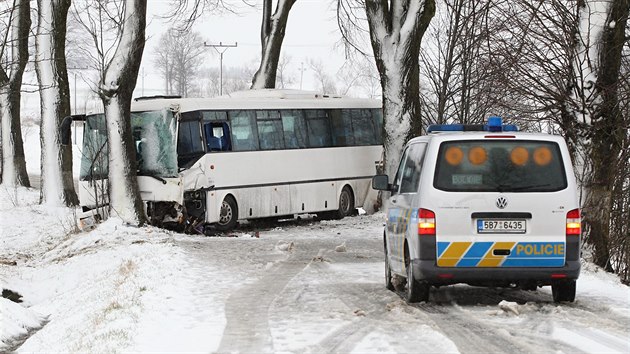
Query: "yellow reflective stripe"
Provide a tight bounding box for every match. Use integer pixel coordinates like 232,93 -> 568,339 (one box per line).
477,242 -> 516,267
437,242 -> 471,267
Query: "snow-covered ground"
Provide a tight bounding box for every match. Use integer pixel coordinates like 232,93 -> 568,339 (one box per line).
2,126 -> 630,353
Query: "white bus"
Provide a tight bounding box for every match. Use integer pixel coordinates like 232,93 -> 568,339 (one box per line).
77,89 -> 383,232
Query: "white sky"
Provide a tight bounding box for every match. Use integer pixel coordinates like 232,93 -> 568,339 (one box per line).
140,0 -> 347,95
20,0 -> 353,118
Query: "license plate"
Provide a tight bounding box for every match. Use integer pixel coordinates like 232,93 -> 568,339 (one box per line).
477,219 -> 526,233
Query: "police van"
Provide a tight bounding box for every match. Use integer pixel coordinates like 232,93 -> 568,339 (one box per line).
372,117 -> 581,303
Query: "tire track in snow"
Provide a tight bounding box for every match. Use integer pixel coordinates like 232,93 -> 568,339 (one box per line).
216,255 -> 309,353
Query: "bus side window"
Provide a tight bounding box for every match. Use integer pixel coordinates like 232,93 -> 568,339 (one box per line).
204,122 -> 231,152
256,110 -> 284,150
331,109 -> 355,146
371,109 -> 384,145
348,109 -> 377,145
228,110 -> 259,151
305,110 -> 332,148
281,110 -> 308,149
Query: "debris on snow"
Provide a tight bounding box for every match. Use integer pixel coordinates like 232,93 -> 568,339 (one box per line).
353,309 -> 366,316
312,249 -> 329,262
499,300 -> 520,315
334,242 -> 347,252
276,241 -> 295,252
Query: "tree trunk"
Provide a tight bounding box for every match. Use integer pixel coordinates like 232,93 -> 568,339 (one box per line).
0,0 -> 31,188
581,0 -> 630,271
251,0 -> 296,89
99,0 -> 147,226
35,0 -> 79,206
366,0 -> 435,177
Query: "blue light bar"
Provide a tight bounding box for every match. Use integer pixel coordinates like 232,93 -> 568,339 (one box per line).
426,117 -> 519,133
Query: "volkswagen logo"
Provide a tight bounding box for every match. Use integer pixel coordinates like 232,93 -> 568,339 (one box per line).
496,196 -> 508,209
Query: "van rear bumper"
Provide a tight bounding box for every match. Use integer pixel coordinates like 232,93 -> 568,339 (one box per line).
413,260 -> 580,286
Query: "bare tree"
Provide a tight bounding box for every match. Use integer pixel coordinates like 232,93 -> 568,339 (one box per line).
73,0 -> 147,225
35,0 -> 79,206
154,28 -> 206,97
275,54 -> 295,89
0,0 -> 30,187
573,0 -> 630,272
251,0 -> 297,89
309,58 -> 338,94
364,0 -> 436,177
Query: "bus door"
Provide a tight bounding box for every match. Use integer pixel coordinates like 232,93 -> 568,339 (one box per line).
203,121 -> 232,152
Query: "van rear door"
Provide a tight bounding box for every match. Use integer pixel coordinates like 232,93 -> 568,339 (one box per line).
428,137 -> 576,268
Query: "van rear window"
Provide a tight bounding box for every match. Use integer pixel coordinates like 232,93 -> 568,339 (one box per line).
434,140 -> 567,192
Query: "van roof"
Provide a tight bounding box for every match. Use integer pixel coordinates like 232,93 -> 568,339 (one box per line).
407,131 -> 566,145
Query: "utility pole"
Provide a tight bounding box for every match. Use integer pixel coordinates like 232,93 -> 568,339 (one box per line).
68,66 -> 88,144
203,42 -> 237,96
299,61 -> 306,90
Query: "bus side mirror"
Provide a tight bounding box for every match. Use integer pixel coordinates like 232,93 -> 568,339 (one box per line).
60,116 -> 72,145
372,174 -> 391,191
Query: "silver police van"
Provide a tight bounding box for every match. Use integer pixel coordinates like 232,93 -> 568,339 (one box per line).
372,117 -> 581,303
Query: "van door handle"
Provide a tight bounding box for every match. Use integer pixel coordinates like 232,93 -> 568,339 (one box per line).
391,199 -> 397,204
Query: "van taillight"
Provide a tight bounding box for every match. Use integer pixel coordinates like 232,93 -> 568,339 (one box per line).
566,209 -> 581,236
418,208 -> 436,236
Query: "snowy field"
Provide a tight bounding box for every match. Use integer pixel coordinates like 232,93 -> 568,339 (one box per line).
1,126 -> 630,353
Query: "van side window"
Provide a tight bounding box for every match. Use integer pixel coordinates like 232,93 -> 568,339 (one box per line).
399,143 -> 427,194
392,148 -> 410,194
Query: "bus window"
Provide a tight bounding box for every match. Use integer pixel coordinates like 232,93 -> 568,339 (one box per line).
178,120 -> 203,155
331,109 -> 355,146
203,111 -> 228,121
348,109 -> 377,145
281,110 -> 308,149
305,110 -> 332,148
204,122 -> 231,151
256,110 -> 284,150
229,110 -> 259,151
371,108 -> 384,144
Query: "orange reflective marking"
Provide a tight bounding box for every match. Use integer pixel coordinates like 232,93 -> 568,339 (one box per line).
510,147 -> 529,166
477,242 -> 516,267
468,146 -> 487,165
445,146 -> 464,166
437,242 -> 471,267
533,146 -> 552,166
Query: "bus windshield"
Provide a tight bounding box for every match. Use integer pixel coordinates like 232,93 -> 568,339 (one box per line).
80,109 -> 178,181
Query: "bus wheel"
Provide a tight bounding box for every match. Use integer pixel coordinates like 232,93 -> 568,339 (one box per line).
216,196 -> 238,231
336,186 -> 354,219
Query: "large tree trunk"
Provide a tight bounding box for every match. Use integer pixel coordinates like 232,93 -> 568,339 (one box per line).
366,0 -> 435,177
579,0 -> 630,271
0,0 -> 31,187
99,0 -> 147,225
35,0 -> 79,206
251,0 -> 296,89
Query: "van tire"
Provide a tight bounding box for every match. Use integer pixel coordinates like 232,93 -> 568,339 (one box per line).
216,196 -> 238,231
552,280 -> 576,303
384,238 -> 394,291
404,245 -> 430,303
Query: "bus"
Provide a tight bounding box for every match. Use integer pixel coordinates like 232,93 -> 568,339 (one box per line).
77,89 -> 383,232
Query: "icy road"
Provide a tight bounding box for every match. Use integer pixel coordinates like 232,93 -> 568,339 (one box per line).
2,190 -> 629,353
169,216 -> 630,353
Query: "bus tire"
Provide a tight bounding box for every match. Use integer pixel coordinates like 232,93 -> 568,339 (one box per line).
335,186 -> 354,219
216,195 -> 238,231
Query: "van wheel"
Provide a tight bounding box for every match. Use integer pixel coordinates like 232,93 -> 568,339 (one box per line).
552,280 -> 576,303
216,196 -> 238,231
404,245 -> 430,303
384,238 -> 394,291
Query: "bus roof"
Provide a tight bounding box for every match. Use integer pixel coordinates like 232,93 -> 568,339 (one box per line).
123,89 -> 381,114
